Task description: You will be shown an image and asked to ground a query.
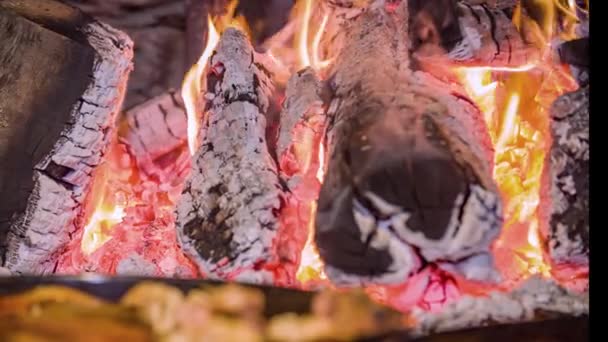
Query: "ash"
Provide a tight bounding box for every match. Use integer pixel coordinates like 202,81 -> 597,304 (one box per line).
410,276 -> 588,336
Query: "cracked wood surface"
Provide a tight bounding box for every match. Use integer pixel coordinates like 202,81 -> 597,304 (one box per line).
315,1 -> 502,286
119,90 -> 188,180
0,0 -> 133,273
175,29 -> 283,283
542,86 -> 589,266
67,0 -> 187,109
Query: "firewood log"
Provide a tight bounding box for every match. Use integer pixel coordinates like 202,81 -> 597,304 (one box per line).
175,28 -> 283,283
0,0 -> 133,274
542,86 -> 588,266
119,90 -> 189,182
315,0 -> 502,286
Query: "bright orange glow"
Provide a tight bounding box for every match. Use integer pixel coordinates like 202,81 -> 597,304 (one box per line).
296,202 -> 328,283
81,203 -> 126,255
296,0 -> 334,70
182,16 -> 220,156
80,154 -> 128,255
296,142 -> 328,284
182,1 -> 253,156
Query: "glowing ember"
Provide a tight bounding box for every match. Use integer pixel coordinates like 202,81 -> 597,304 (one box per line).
81,203 -> 126,255
296,143 -> 328,284
454,54 -> 577,286
57,0 -> 587,311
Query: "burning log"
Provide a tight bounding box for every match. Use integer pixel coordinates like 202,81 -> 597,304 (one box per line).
119,90 -> 189,181
542,85 -> 589,266
277,68 -> 325,178
315,1 -> 502,286
274,68 -> 327,284
175,28 -> 283,283
409,0 -> 534,70
0,0 -> 133,273
410,276 -> 588,336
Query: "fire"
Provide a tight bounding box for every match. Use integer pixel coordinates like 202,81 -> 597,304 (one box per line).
295,0 -> 334,70
80,150 -> 127,255
453,1 -> 580,282
181,1 -> 251,155
296,143 -> 328,284
81,203 -> 126,256
182,16 -> 219,156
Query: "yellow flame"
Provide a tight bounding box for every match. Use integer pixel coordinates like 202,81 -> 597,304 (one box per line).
181,0 -> 254,156
495,93 -> 521,151
296,0 -> 334,70
182,16 -> 220,156
455,62 -> 555,279
297,143 -> 328,284
296,202 -> 327,283
81,203 -> 125,255
316,142 -> 326,183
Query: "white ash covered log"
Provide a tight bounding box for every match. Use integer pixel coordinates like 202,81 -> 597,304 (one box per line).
175,28 -> 283,283
0,0 -> 133,273
410,276 -> 588,336
542,86 -> 589,266
119,90 -> 190,182
274,68 -> 327,284
315,1 -> 502,286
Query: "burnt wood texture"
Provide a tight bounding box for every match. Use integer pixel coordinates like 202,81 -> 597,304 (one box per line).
0,0 -> 133,274
315,1 -> 502,286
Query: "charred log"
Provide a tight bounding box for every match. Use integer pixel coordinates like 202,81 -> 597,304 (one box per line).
119,90 -> 189,181
273,68 -> 327,285
67,0 -> 188,108
0,0 -> 133,273
542,86 -> 589,266
411,276 -> 588,337
315,1 -> 502,286
175,28 -> 282,283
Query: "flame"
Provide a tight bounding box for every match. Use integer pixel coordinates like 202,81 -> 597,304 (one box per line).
181,1 -> 252,156
296,0 -> 334,70
296,142 -> 328,284
81,203 -> 126,255
182,16 -> 220,156
454,1 -> 581,281
80,157 -> 127,255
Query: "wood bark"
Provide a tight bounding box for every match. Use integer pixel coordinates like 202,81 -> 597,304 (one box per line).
175,28 -> 283,283
315,1 -> 502,286
0,0 -> 133,273
542,86 -> 588,266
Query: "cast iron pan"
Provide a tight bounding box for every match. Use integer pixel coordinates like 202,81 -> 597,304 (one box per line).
0,276 -> 589,341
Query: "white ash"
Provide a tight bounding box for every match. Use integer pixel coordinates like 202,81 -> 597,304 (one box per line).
277,67 -> 325,159
544,86 -> 589,265
3,20 -> 133,274
116,253 -> 158,276
175,29 -> 281,283
411,276 -> 589,336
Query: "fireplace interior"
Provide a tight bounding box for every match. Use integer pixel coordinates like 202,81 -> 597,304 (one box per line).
0,0 -> 589,340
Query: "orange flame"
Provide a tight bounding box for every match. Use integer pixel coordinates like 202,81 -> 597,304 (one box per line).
81,203 -> 126,255
296,0 -> 334,70
80,156 -> 127,255
182,16 -> 220,156
296,142 -> 328,284
181,1 -> 251,156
